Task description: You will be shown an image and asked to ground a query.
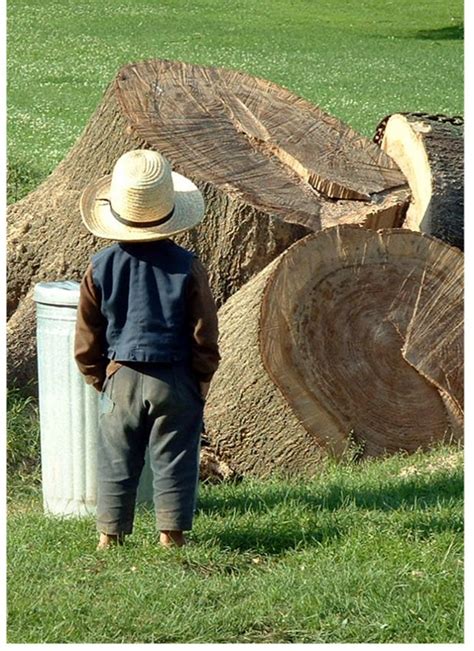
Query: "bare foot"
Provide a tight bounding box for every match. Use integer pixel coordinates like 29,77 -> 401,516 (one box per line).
160,530 -> 186,548
97,532 -> 124,550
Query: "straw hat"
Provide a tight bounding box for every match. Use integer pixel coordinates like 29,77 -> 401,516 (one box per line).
80,149 -> 205,241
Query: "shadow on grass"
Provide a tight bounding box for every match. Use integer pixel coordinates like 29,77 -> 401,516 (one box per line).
403,24 -> 463,40
7,160 -> 45,204
138,499 -> 346,554
182,468 -> 464,554
202,520 -> 345,555
197,472 -> 463,517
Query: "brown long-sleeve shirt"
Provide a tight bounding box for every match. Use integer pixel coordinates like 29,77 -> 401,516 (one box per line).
74,257 -> 220,391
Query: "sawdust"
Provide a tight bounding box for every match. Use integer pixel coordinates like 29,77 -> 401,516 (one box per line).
398,450 -> 462,478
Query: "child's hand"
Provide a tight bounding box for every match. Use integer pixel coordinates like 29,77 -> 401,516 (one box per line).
199,381 -> 211,400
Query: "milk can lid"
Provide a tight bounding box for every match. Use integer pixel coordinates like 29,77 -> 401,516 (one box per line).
33,281 -> 81,307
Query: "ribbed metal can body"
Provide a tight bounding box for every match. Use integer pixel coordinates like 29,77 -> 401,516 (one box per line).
34,281 -> 153,517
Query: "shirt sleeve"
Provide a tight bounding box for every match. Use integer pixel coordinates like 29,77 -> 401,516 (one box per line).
187,258 -> 221,382
74,263 -> 108,391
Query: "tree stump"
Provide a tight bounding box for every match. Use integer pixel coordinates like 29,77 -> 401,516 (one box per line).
205,225 -> 463,476
374,112 -> 464,250
8,59 -> 409,387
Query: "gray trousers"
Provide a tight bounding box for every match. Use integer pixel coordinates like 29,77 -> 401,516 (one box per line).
96,362 -> 204,535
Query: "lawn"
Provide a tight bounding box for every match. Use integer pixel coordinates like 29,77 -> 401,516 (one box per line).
6,391 -> 464,643
7,0 -> 464,643
7,0 -> 463,202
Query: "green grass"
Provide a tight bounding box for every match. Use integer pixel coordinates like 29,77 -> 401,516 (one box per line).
7,393 -> 463,643
7,387 -> 41,484
7,0 -> 463,202
7,2 -> 464,642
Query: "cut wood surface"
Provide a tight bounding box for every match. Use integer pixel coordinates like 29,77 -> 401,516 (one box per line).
8,59 -> 410,387
388,247 -> 464,432
205,225 -> 462,475
115,60 -> 408,215
374,112 -> 464,250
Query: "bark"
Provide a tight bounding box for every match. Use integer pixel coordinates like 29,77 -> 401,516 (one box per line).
374,112 -> 464,250
8,59 -> 409,387
205,225 -> 462,475
204,257 -> 327,478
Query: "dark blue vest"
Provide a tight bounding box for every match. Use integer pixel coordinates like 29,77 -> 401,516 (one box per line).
91,240 -> 195,363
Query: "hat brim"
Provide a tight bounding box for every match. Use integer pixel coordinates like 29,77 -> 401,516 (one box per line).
80,171 -> 205,241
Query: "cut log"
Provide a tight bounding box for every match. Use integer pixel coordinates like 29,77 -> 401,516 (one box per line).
374,112 -> 464,250
204,255 -> 327,477
8,59 -> 409,387
205,224 -> 462,476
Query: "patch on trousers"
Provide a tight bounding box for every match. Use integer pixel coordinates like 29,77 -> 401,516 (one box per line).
99,391 -> 115,415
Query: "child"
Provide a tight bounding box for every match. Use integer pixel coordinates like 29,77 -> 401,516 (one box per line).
74,149 -> 220,550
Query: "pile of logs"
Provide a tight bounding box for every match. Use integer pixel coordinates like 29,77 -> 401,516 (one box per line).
7,60 -> 464,478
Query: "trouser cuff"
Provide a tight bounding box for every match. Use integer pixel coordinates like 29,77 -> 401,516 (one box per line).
156,511 -> 193,531
96,521 -> 134,536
